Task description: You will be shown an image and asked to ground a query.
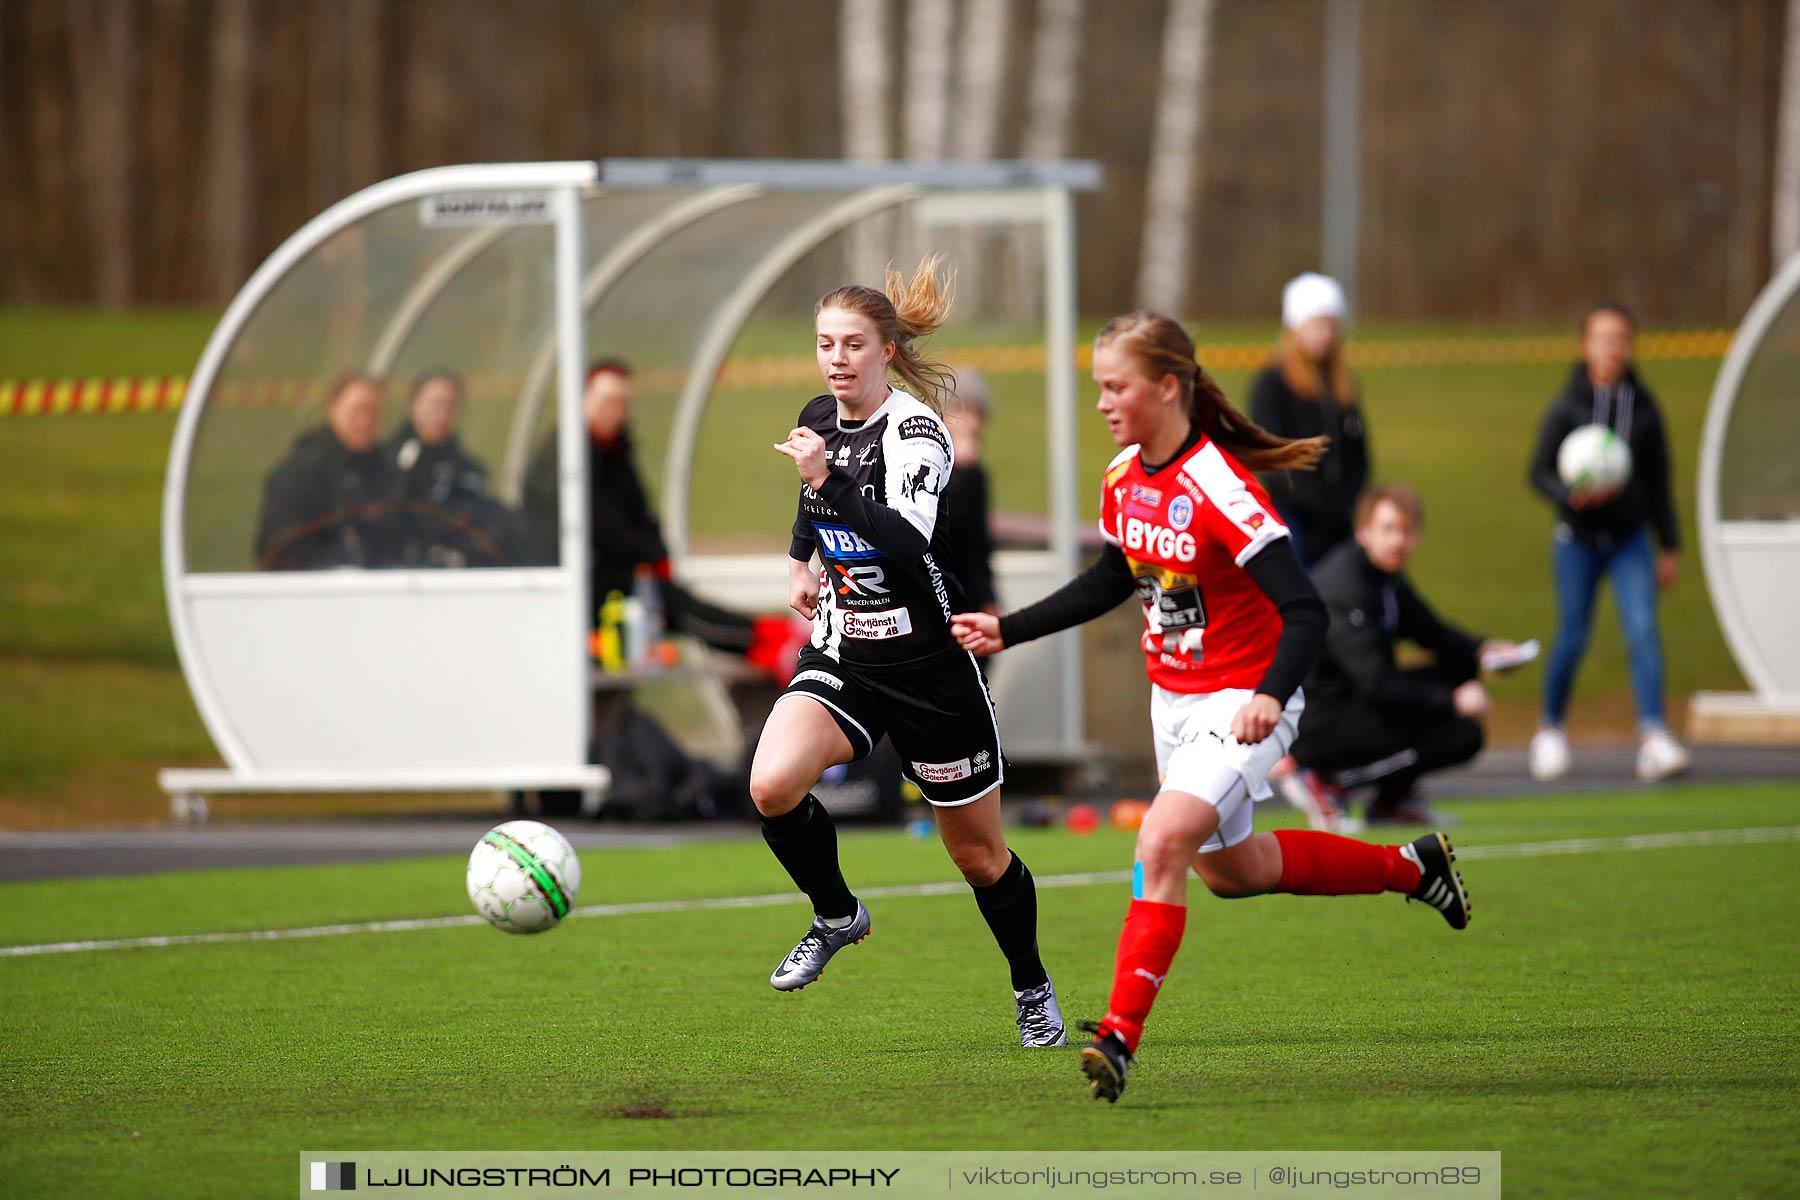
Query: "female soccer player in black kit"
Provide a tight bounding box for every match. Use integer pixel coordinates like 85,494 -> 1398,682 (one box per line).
752,255 -> 1065,1048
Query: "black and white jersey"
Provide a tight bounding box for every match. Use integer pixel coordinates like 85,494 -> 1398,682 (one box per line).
789,387 -> 962,667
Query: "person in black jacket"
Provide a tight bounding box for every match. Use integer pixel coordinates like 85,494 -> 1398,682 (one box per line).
1248,272 -> 1370,566
939,367 -> 998,613
1286,484 -> 1523,827
1526,303 -> 1689,784
522,359 -> 802,675
255,371 -> 408,570
384,370 -> 531,567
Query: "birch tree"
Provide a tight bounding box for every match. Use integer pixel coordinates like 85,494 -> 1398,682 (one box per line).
1775,0 -> 1800,263
1137,0 -> 1213,315
1022,0 -> 1083,161
952,0 -> 1012,162
904,0 -> 955,161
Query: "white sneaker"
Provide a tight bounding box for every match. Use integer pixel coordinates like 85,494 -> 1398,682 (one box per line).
1528,727 -> 1571,781
1636,729 -> 1691,783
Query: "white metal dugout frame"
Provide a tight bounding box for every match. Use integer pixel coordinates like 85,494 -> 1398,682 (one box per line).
160,159 -> 1103,817
1691,250 -> 1800,728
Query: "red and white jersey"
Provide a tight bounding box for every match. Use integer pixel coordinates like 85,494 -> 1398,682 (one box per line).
1097,435 -> 1290,693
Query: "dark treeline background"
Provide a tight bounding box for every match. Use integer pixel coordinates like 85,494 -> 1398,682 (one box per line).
1,0 -> 1781,324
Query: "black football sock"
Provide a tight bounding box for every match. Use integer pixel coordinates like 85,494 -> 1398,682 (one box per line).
971,851 -> 1049,992
759,794 -> 858,920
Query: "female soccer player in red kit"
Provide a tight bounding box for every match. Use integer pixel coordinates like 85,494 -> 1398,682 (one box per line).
953,312 -> 1470,1102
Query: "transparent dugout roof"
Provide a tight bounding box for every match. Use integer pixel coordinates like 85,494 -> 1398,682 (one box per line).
178,169 -> 1072,575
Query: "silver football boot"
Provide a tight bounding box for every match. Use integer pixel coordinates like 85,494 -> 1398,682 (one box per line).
769,900 -> 871,991
1015,978 -> 1068,1047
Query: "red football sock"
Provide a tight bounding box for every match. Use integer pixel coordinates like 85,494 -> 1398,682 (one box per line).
1273,829 -> 1420,895
1099,898 -> 1187,1055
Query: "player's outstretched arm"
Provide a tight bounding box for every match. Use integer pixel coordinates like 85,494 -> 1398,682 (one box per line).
951,611 -> 1004,656
987,544 -> 1137,651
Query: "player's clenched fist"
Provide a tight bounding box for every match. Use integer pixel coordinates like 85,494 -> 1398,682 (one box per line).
773,426 -> 829,489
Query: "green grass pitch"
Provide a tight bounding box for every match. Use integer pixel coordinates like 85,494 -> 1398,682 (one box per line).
2,785 -> 1797,1198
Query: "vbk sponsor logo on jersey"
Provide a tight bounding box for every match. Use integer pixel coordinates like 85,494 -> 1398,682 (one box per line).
1122,516 -> 1198,562
911,757 -> 973,783
841,607 -> 914,640
1167,494 -> 1194,531
813,522 -> 880,560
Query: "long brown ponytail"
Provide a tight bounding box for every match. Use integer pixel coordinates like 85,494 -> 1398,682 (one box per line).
816,253 -> 957,414
1095,311 -> 1325,472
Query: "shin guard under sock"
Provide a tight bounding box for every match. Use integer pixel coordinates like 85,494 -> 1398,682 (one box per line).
1099,897 -> 1187,1055
1272,828 -> 1421,895
759,794 -> 857,918
970,852 -> 1049,991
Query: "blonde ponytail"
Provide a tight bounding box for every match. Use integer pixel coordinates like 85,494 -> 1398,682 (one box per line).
816,253 -> 957,414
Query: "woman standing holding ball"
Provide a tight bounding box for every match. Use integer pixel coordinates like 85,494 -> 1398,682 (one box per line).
1527,303 -> 1688,783
753,255 -> 1066,1049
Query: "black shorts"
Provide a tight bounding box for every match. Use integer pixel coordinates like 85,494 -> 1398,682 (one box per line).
781,646 -> 1004,806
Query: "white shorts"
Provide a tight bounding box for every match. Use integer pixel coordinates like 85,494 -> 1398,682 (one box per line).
1150,684 -> 1305,854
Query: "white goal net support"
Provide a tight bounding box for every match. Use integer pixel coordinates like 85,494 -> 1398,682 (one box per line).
160,159 -> 1102,812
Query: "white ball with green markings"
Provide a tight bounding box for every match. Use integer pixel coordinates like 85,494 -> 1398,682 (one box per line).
1557,423 -> 1633,492
466,820 -> 582,934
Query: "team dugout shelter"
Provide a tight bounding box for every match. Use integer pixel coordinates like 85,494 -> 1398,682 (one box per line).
1692,249 -> 1800,739
159,159 -> 1103,818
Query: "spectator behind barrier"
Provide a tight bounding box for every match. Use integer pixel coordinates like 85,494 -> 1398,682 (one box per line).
1283,483 -> 1526,828
940,367 -> 998,614
383,369 -> 533,567
1248,273 -> 1370,566
255,370 -> 408,570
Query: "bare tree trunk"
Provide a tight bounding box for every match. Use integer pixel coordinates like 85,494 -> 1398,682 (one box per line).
1773,0 -> 1800,264
204,0 -> 256,300
343,0 -> 385,191
904,0 -> 954,161
1320,0 -> 1362,314
840,0 -> 891,160
65,0 -> 140,306
1729,0 -> 1771,312
842,0 -> 894,282
953,0 -> 1011,161
1022,0 -> 1083,161
308,0 -> 346,212
1137,0 -> 1213,315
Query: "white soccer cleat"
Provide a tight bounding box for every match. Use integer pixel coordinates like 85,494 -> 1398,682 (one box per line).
1636,729 -> 1691,783
1015,979 -> 1068,1048
1528,727 -> 1571,782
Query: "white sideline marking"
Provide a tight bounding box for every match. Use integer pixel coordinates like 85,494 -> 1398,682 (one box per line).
1,826 -> 1795,959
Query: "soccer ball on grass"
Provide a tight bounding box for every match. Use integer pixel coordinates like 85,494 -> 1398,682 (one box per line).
466,820 -> 582,934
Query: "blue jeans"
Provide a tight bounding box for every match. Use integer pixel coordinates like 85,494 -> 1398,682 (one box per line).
1542,528 -> 1666,729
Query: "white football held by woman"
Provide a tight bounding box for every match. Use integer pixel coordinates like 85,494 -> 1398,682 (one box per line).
1556,423 -> 1632,492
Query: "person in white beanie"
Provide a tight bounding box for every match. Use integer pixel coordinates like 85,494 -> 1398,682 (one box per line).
1248,272 -> 1370,566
